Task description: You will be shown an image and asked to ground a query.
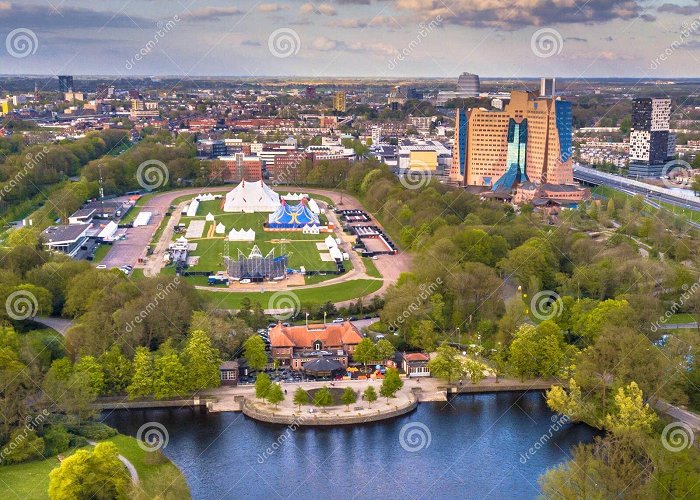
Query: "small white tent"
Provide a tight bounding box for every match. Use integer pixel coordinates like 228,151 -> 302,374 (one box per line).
205,212 -> 215,222
215,222 -> 225,234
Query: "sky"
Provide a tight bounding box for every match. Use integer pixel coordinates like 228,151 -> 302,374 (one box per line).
1,0 -> 700,78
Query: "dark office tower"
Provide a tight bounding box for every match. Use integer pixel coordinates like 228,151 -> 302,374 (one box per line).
628,98 -> 674,178
58,75 -> 74,93
128,89 -> 141,100
305,86 -> 316,100
539,77 -> 556,97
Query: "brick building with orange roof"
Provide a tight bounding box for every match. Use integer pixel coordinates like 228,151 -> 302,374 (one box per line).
269,321 -> 363,370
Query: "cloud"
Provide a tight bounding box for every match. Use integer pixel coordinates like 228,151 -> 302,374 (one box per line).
565,37 -> 587,42
242,39 -> 262,46
183,6 -> 243,21
257,4 -> 287,13
311,36 -> 397,56
328,16 -> 400,28
300,3 -> 338,15
394,0 -> 645,30
0,2 -> 151,30
658,2 -> 700,15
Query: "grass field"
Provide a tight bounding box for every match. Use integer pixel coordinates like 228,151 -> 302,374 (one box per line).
0,435 -> 189,500
92,243 -> 111,263
362,257 -> 382,278
177,202 -> 338,274
201,278 -> 383,309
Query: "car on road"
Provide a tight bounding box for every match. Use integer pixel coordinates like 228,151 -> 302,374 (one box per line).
332,317 -> 344,323
96,264 -> 107,270
372,256 -> 379,260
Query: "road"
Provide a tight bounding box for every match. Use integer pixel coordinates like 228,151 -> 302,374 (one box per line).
655,401 -> 700,432
573,165 -> 700,228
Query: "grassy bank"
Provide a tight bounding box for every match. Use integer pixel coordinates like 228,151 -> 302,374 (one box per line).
0,435 -> 189,499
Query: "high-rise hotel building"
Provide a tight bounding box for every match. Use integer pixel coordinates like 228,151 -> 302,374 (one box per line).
450,91 -> 573,188
628,98 -> 674,178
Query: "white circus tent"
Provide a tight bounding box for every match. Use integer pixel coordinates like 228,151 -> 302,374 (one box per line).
228,228 -> 256,241
302,224 -> 320,234
223,179 -> 280,213
205,212 -> 215,222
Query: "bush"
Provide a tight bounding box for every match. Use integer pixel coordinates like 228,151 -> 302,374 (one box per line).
67,422 -> 117,441
43,425 -> 71,457
0,429 -> 45,464
68,434 -> 89,449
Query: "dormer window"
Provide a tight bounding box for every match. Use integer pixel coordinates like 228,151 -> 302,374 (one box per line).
313,340 -> 322,350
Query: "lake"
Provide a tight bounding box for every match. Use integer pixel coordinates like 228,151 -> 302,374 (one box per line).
102,391 -> 599,499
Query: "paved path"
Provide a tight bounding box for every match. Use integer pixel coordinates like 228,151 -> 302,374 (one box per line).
33,316 -> 73,336
87,440 -> 139,485
656,401 -> 700,431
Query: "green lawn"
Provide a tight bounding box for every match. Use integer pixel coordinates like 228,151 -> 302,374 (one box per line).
92,243 -> 112,263
362,257 -> 382,278
201,278 -> 383,309
666,313 -> 697,325
0,435 -> 188,500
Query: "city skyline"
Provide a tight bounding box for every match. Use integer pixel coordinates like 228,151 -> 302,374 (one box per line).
0,1 -> 700,78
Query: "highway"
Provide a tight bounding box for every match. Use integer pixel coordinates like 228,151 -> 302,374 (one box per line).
573,165 -> 700,228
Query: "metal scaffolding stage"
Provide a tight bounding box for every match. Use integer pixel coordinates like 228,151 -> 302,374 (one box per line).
224,245 -> 288,281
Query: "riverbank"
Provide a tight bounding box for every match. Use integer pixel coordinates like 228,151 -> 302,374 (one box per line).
0,434 -> 189,500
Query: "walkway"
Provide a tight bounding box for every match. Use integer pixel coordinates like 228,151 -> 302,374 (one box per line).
33,316 -> 73,336
87,440 -> 139,485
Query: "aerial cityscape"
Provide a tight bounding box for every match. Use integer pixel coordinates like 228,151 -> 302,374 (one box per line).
1,1 -> 700,499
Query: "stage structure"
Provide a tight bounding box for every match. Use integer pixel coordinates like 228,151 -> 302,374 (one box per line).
225,245 -> 288,281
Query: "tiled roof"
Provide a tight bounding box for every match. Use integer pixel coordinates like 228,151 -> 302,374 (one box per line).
269,322 -> 363,349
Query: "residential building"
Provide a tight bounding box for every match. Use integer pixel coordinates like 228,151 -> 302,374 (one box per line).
449,108 -> 469,184
397,139 -> 452,172
436,72 -> 480,104
398,352 -> 431,377
333,91 -> 346,112
628,98 -> 674,178
305,86 -> 317,100
219,153 -> 263,182
197,139 -> 228,158
540,78 -> 556,98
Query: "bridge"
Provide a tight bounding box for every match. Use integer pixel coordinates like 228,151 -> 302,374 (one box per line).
573,165 -> 700,221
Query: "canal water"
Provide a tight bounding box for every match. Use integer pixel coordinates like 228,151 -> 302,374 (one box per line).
102,391 -> 599,500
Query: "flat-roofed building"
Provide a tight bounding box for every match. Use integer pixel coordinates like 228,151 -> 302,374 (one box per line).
41,224 -> 91,256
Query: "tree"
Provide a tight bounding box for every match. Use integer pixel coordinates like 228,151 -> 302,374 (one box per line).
48,441 -> 130,500
508,322 -> 568,381
375,339 -> 395,362
462,358 -> 486,384
255,372 -> 272,399
490,344 -> 508,383
243,335 -> 268,371
604,382 -> 657,434
363,386 -> 378,408
313,386 -> 334,407
152,342 -> 187,400
99,346 -> 132,396
43,370 -> 97,425
341,387 -> 357,410
353,338 -> 378,370
546,379 -> 584,421
1,428 -> 45,464
181,329 -> 221,393
293,387 -> 309,410
380,368 -> 403,401
74,355 -> 105,395
427,344 -> 463,384
409,320 -> 438,352
127,347 -> 153,400
44,425 -> 71,457
266,383 -> 284,408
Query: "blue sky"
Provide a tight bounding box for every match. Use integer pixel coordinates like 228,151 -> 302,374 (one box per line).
1,0 -> 700,78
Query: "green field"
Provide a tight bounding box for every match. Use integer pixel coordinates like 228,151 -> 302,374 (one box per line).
176,200 -> 339,274
201,279 -> 383,309
92,243 -> 111,263
0,435 -> 188,499
362,257 -> 382,278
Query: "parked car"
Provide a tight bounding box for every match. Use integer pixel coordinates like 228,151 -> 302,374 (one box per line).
332,317 -> 344,323
96,264 -> 107,270
240,279 -> 251,284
